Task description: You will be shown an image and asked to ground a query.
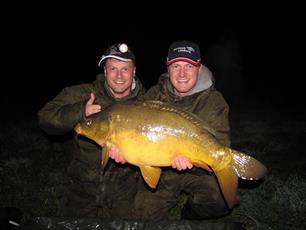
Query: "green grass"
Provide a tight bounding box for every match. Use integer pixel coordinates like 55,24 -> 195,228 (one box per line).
0,119 -> 72,220
1,107 -> 306,229
228,173 -> 306,230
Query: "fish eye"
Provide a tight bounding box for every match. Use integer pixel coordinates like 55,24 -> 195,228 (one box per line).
86,119 -> 92,126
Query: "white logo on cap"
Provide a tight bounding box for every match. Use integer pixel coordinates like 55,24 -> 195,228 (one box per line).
174,46 -> 195,54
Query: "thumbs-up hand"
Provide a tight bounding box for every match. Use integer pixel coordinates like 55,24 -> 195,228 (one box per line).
85,93 -> 101,117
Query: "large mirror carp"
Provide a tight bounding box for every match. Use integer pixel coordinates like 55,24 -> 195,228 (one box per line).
75,100 -> 267,209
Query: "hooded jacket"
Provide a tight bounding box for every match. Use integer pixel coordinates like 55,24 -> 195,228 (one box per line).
130,65 -> 231,220
141,65 -> 230,147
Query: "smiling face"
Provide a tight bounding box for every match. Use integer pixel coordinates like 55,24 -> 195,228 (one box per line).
104,58 -> 135,99
168,61 -> 200,96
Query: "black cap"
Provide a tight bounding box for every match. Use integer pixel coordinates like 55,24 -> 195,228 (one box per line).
166,40 -> 201,66
98,43 -> 135,67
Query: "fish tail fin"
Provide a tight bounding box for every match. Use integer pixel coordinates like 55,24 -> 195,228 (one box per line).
214,164 -> 238,209
231,149 -> 268,180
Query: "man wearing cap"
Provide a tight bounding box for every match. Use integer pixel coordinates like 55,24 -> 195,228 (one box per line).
110,40 -> 231,220
38,43 -> 146,218
138,40 -> 231,220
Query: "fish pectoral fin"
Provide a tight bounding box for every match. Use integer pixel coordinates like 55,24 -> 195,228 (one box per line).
139,165 -> 162,189
101,145 -> 110,169
193,162 -> 213,173
231,150 -> 268,180
214,164 -> 238,209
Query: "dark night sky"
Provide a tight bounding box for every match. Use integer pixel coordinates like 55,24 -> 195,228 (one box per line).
2,4 -> 304,119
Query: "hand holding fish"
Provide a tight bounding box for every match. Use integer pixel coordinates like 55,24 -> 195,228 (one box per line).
109,144 -> 126,164
172,155 -> 193,170
85,93 -> 102,117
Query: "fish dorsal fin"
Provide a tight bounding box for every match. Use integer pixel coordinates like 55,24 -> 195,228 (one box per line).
214,164 -> 238,209
139,165 -> 162,189
231,149 -> 268,180
140,100 -> 216,135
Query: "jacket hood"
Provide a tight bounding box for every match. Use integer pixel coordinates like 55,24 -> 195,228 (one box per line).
185,64 -> 214,96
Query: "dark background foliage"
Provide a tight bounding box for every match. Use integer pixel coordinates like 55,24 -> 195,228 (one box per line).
1,3 -> 304,119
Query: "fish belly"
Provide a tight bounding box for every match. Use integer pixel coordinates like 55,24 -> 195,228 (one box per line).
113,130 -> 196,167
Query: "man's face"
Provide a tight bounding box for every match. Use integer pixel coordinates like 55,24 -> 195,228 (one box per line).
104,58 -> 135,99
168,61 -> 200,96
